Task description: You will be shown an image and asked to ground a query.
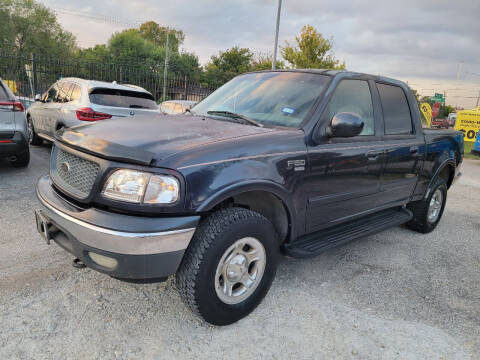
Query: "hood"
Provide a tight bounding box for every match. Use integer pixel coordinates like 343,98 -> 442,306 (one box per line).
56,114 -> 276,166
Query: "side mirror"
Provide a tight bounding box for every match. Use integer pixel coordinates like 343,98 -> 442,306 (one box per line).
35,94 -> 42,102
328,112 -> 364,138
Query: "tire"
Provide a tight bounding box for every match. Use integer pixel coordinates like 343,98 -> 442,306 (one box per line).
406,177 -> 447,233
176,207 -> 279,325
27,116 -> 42,146
9,149 -> 30,167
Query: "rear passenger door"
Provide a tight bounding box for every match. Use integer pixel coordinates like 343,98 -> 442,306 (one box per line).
45,81 -> 72,136
376,82 -> 425,205
37,84 -> 58,134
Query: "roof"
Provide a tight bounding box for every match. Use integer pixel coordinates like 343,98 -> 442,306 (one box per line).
248,69 -> 408,87
57,77 -> 151,94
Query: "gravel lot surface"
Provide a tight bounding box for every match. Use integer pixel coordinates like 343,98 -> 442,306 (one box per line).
1,145 -> 479,360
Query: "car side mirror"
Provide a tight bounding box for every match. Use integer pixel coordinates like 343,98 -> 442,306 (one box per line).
327,112 -> 364,138
35,94 -> 42,102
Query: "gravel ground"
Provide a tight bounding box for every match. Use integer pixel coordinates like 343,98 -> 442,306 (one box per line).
1,145 -> 479,360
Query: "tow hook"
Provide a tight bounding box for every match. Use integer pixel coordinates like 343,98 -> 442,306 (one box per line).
72,258 -> 86,269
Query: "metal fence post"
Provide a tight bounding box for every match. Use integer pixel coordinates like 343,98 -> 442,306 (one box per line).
184,74 -> 188,100
31,53 -> 38,97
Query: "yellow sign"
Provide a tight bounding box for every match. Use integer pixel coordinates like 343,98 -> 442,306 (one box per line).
420,102 -> 432,127
455,107 -> 480,142
4,80 -> 17,94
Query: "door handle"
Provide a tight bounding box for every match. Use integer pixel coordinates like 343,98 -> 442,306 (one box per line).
366,150 -> 383,160
409,146 -> 419,154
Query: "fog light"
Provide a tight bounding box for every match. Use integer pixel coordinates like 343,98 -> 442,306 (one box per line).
88,252 -> 118,269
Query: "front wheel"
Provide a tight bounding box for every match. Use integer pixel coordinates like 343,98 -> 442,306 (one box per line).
406,177 -> 447,233
176,207 -> 279,325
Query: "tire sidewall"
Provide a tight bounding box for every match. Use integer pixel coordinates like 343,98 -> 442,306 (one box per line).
195,214 -> 278,325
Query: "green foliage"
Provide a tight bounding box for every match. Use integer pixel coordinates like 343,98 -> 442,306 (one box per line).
281,25 -> 345,70
443,105 -> 455,117
139,21 -> 184,52
251,52 -> 286,71
78,24 -> 201,80
0,0 -> 77,56
203,47 -> 253,85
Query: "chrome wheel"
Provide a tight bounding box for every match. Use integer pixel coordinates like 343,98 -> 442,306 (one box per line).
427,189 -> 443,223
215,237 -> 266,305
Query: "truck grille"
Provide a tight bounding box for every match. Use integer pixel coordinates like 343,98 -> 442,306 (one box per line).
51,147 -> 100,199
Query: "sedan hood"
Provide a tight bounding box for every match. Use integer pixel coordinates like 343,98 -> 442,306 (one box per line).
56,114 -> 276,166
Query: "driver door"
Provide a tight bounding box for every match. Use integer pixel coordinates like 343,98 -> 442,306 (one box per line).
305,78 -> 387,233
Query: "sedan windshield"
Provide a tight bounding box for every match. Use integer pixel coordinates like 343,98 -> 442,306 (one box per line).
191,72 -> 330,128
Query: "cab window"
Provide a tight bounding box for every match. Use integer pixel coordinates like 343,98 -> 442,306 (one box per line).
324,79 -> 375,136
377,83 -> 413,135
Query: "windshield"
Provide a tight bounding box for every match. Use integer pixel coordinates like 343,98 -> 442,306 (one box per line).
191,72 -> 330,127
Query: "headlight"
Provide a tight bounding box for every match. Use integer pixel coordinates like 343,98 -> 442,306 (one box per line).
102,169 -> 179,204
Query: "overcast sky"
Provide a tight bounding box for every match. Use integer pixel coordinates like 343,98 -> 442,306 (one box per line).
41,0 -> 480,108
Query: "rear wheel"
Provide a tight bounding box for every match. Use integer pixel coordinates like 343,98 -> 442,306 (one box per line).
27,116 -> 42,145
406,177 -> 447,233
176,207 -> 279,325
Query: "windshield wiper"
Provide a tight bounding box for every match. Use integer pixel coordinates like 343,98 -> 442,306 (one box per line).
206,110 -> 263,127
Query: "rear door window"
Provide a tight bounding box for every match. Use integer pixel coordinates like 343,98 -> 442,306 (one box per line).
89,88 -> 157,109
56,82 -> 73,103
70,84 -> 82,102
377,83 -> 413,135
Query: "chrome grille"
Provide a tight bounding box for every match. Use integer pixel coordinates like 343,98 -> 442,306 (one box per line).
51,148 -> 100,199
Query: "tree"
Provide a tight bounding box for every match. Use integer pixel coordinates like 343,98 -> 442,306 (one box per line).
281,25 -> 345,70
251,52 -> 286,71
203,47 -> 253,85
443,105 -> 455,118
139,21 -> 184,52
0,0 -> 77,56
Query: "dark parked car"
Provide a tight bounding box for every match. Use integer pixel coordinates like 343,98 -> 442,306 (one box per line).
431,117 -> 450,129
35,70 -> 463,325
0,77 -> 29,167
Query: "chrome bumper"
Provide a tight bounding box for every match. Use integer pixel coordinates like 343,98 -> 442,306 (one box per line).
35,175 -> 200,279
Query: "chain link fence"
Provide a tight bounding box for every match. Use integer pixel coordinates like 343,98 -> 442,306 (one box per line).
0,52 -> 221,106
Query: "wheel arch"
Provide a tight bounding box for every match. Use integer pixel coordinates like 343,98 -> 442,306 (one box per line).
197,180 -> 296,244
425,159 -> 455,198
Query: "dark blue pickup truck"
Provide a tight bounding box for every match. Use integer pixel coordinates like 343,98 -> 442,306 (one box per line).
35,70 -> 463,325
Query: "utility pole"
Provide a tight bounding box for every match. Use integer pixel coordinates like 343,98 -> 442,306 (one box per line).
272,0 -> 282,70
162,27 -> 169,102
476,89 -> 480,108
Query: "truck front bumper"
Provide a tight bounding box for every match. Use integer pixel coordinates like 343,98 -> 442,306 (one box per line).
35,175 -> 200,280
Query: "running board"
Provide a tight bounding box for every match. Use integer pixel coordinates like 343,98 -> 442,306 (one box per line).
284,207 -> 413,258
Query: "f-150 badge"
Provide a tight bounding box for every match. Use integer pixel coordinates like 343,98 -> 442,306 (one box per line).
287,159 -> 305,171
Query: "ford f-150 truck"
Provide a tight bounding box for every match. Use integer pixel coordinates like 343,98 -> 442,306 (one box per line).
35,70 -> 464,325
